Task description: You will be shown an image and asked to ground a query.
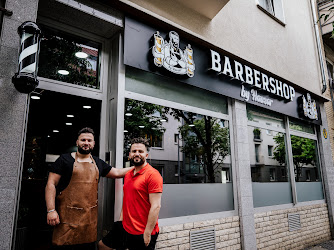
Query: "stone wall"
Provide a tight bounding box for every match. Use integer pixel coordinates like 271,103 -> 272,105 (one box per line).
0,0 -> 39,249
156,216 -> 241,250
255,203 -> 331,249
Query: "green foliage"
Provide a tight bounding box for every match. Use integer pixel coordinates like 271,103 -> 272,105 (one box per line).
253,128 -> 261,135
290,135 -> 316,167
273,133 -> 316,181
318,1 -> 334,38
273,133 -> 286,165
124,99 -> 169,153
171,110 -> 230,183
123,100 -> 230,183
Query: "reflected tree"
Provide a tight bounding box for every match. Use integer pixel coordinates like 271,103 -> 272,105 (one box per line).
170,110 -> 230,183
273,133 -> 316,181
124,99 -> 230,183
124,99 -> 169,155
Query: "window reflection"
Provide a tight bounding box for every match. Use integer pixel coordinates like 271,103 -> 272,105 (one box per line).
249,128 -> 289,182
289,118 -> 315,134
124,99 -> 231,184
38,25 -> 101,89
291,135 -> 320,182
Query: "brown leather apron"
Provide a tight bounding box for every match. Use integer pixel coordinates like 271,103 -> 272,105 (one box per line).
52,154 -> 99,245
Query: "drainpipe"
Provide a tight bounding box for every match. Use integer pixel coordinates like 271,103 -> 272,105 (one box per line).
311,0 -> 327,93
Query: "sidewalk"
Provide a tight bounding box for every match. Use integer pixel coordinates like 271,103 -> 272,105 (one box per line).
305,240 -> 334,249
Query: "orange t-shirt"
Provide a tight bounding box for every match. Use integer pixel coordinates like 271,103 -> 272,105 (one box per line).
122,163 -> 163,235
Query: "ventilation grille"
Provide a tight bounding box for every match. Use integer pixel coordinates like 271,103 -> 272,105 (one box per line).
288,213 -> 301,231
190,228 -> 216,250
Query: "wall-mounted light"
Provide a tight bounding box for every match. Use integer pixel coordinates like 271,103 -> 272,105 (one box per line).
12,21 -> 42,93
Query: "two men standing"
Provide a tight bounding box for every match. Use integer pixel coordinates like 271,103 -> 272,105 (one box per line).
45,128 -> 163,249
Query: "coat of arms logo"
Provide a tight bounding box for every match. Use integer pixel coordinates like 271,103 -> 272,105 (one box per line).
152,31 -> 195,77
302,93 -> 318,120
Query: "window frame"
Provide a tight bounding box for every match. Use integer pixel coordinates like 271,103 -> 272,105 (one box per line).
247,106 -> 324,206
124,91 -> 238,223
36,17 -> 107,99
256,0 -> 286,26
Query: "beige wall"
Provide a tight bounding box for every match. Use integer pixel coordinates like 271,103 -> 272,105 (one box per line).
121,0 -> 322,95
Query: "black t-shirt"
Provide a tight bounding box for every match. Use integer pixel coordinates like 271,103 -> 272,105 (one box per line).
49,153 -> 112,193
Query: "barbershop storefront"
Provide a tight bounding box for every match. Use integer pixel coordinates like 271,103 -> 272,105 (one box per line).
119,17 -> 332,249
9,4 -> 334,250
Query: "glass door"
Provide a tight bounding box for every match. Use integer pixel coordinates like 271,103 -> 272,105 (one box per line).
15,90 -> 101,250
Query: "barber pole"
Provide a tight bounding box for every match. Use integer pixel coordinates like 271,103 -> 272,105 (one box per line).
12,21 -> 42,93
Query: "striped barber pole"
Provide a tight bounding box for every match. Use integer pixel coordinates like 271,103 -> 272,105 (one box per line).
18,32 -> 39,75
12,21 -> 42,93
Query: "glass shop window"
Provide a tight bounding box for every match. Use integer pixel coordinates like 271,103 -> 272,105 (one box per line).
38,25 -> 101,89
290,135 -> 323,202
289,118 -> 315,134
247,105 -> 292,207
124,98 -> 234,218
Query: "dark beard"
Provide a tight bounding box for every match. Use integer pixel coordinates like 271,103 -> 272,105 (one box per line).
130,157 -> 145,166
78,146 -> 92,155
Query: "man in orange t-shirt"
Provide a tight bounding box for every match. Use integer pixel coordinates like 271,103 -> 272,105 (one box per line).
99,138 -> 163,250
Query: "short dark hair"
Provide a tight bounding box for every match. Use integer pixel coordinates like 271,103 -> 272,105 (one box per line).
130,137 -> 150,151
78,127 -> 95,138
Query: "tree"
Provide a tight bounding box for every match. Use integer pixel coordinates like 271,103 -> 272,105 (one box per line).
319,1 -> 334,38
273,133 -> 316,181
170,109 -> 230,183
124,99 -> 230,183
123,99 -> 169,156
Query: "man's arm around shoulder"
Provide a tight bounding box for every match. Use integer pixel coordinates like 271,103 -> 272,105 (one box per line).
105,166 -> 134,179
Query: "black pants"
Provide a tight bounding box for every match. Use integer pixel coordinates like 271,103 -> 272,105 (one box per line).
102,221 -> 158,250
51,242 -> 96,250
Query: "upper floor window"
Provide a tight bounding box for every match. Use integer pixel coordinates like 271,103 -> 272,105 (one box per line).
257,0 -> 285,25
38,25 -> 101,89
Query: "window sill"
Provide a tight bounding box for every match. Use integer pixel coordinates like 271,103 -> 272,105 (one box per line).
151,147 -> 164,150
257,4 -> 286,27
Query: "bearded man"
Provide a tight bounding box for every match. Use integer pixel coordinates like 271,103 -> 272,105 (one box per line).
99,137 -> 163,250
45,127 -> 133,250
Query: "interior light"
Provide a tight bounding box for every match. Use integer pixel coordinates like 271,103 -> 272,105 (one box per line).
58,70 -> 69,75
31,95 -> 40,100
189,124 -> 195,127
83,106 -> 91,109
67,115 -> 74,118
53,130 -> 59,133
124,130 -> 128,133
66,123 -> 72,126
47,135 -> 50,138
125,113 -> 133,116
138,125 -> 145,128
75,51 -> 88,59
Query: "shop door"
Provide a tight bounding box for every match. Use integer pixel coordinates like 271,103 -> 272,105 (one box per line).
14,90 -> 101,250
